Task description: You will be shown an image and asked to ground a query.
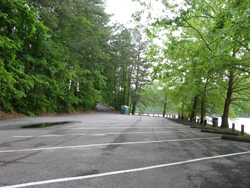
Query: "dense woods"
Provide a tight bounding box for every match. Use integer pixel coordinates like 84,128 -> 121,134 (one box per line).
0,0 -> 150,116
1,0 -> 250,129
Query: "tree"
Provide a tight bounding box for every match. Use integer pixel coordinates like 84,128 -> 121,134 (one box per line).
136,0 -> 250,128
131,27 -> 151,115
0,0 -> 61,114
137,83 -> 168,116
102,25 -> 151,113
1,0 -> 114,115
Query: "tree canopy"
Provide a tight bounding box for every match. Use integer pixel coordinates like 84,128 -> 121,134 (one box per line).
1,0 -> 250,128
0,0 -> 151,116
133,0 -> 250,128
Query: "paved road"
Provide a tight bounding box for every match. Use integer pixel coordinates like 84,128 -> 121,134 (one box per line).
95,103 -> 114,113
0,105 -> 250,187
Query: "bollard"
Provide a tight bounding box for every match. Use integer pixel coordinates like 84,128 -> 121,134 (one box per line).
212,118 -> 218,127
241,125 -> 244,136
232,123 -> 235,132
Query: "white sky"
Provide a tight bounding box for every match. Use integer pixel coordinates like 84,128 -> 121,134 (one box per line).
104,0 -> 176,46
105,0 -> 143,27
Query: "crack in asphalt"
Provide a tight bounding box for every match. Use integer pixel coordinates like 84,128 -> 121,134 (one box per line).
0,151 -> 41,167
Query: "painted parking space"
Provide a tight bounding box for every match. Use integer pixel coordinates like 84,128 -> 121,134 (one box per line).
1,114 -> 250,187
2,150 -> 250,188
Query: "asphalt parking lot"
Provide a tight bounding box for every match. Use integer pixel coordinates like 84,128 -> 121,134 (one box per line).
0,104 -> 250,188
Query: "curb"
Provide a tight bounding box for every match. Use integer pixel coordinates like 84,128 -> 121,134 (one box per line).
190,125 -> 216,130
221,135 -> 250,143
201,129 -> 239,136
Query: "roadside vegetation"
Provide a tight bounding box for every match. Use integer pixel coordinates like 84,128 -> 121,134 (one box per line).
134,0 -> 250,128
1,0 -> 250,130
0,0 -> 150,117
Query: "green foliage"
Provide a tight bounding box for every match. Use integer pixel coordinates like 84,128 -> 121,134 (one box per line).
132,0 -> 250,127
1,0 -> 152,116
0,0 -> 112,115
102,24 -> 151,112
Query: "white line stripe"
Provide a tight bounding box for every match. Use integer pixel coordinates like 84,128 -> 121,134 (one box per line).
40,135 -> 64,137
0,137 -> 220,153
12,131 -> 198,138
12,135 -> 64,138
71,127 -> 175,129
2,150 -> 250,188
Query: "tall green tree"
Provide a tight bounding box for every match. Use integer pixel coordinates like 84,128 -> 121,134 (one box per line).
27,0 -> 111,112
136,0 -> 250,128
0,0 -> 62,115
131,27 -> 151,114
1,0 -> 114,115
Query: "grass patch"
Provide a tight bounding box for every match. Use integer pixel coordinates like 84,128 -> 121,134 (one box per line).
205,123 -> 250,137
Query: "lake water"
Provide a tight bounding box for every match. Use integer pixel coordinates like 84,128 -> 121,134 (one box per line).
214,117 -> 250,134
140,113 -> 250,134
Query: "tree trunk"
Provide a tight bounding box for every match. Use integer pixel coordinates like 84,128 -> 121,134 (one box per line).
114,85 -> 117,110
190,95 -> 198,122
200,85 -> 207,125
123,88 -> 126,105
123,64 -> 126,105
127,89 -> 130,107
163,96 -> 167,117
132,100 -> 137,115
181,101 -> 184,119
127,70 -> 131,107
132,59 -> 140,115
221,71 -> 234,128
200,99 -> 205,124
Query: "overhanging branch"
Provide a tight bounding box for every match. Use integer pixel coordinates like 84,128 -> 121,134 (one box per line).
236,40 -> 250,52
184,21 -> 213,53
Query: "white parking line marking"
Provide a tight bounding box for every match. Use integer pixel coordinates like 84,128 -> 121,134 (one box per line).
40,135 -> 64,137
12,131 -> 199,138
2,150 -> 250,188
0,137 -> 220,153
71,127 -> 174,129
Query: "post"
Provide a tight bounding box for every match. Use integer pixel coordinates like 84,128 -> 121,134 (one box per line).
204,119 -> 207,126
232,123 -> 235,132
241,125 -> 244,136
